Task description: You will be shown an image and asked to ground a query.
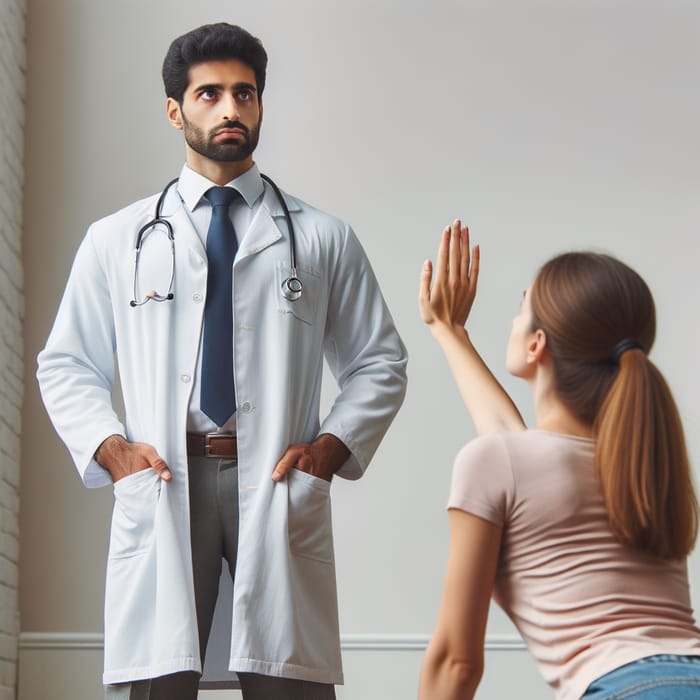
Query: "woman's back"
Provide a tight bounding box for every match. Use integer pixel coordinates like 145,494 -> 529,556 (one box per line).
449,429 -> 700,700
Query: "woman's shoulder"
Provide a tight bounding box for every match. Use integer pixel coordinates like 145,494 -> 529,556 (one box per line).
471,428 -> 593,449
450,430 -> 596,523
449,433 -> 516,524
455,431 -> 512,463
456,429 -> 594,474
459,427 -> 579,452
452,432 -> 515,488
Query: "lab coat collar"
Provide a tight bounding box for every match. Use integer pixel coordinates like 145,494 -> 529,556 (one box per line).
177,163 -> 265,211
156,164 -> 303,261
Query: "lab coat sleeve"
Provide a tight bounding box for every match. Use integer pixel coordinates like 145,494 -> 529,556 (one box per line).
319,224 -> 408,480
37,226 -> 125,488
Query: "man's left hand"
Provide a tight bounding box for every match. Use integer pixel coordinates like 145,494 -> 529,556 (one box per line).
272,433 -> 350,483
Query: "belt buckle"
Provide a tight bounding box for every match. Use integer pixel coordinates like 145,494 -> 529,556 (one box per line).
205,431 -> 232,458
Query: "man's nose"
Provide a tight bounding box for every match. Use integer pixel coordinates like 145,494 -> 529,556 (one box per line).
220,94 -> 240,121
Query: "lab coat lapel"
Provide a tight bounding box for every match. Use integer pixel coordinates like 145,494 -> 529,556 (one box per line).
235,181 -> 302,263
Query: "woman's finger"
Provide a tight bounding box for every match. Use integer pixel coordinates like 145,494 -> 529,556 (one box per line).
460,225 -> 470,282
434,225 -> 450,284
449,219 -> 461,284
418,259 -> 434,322
469,244 -> 480,296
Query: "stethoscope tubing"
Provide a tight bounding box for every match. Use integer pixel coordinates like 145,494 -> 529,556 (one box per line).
130,174 -> 302,307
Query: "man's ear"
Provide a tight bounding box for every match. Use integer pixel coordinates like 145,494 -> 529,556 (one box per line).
166,98 -> 184,130
527,328 -> 548,366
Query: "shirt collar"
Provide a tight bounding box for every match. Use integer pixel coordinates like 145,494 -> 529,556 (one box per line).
177,163 -> 265,211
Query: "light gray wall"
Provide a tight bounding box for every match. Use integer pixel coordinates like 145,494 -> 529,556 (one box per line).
19,1 -> 700,699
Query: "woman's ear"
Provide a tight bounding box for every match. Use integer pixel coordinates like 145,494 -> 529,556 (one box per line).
526,328 -> 548,366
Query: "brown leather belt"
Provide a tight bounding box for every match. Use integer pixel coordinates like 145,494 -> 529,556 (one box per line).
186,433 -> 238,459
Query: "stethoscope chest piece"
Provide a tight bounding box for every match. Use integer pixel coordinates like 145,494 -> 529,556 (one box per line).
281,274 -> 303,302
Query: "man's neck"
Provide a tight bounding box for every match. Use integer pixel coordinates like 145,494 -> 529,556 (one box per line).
185,152 -> 255,186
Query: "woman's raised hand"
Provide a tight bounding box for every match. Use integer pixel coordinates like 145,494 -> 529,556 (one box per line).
419,219 -> 480,330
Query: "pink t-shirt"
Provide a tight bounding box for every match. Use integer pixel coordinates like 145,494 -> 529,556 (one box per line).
448,430 -> 700,700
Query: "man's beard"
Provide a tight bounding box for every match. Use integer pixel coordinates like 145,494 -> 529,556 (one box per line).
181,113 -> 260,163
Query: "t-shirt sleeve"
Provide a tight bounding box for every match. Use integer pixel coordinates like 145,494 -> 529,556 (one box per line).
447,433 -> 514,526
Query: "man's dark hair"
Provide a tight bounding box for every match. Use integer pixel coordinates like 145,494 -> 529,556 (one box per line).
162,23 -> 268,104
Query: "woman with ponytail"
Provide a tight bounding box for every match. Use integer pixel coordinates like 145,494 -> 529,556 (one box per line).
417,221 -> 700,700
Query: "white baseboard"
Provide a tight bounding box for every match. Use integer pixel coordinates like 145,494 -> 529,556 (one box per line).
19,631 -> 527,652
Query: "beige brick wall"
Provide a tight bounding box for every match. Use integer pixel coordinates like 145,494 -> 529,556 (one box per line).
0,0 -> 26,697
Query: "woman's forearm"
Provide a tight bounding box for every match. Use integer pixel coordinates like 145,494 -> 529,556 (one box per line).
431,322 -> 525,435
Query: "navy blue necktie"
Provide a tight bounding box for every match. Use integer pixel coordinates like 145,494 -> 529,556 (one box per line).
201,187 -> 239,426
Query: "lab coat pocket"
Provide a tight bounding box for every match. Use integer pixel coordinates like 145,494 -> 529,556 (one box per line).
275,261 -> 321,325
287,467 -> 333,563
109,468 -> 161,559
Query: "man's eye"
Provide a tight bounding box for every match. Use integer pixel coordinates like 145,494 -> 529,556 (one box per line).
201,90 -> 217,101
238,90 -> 252,101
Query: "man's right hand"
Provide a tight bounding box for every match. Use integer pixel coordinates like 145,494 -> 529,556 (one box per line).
94,434 -> 172,483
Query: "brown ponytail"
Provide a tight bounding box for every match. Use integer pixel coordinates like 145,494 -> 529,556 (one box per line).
531,252 -> 698,559
595,349 -> 698,559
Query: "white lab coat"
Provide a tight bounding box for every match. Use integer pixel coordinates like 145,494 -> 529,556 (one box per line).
37,180 -> 408,685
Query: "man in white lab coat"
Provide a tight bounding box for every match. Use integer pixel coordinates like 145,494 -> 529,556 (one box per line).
37,23 -> 407,700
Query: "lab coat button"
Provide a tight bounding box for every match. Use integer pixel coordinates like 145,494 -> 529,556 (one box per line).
181,374 -> 191,383
240,401 -> 252,413
193,293 -> 203,303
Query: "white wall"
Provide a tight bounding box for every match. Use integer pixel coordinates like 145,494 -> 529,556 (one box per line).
0,0 -> 25,697
19,1 -> 700,699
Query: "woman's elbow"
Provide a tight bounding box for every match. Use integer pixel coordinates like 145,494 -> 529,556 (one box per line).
448,656 -> 484,696
420,648 -> 484,700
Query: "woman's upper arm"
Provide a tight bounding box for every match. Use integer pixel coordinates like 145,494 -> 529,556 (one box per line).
431,510 -> 502,665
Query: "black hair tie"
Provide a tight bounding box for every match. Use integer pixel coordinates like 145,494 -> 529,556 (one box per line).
612,338 -> 644,363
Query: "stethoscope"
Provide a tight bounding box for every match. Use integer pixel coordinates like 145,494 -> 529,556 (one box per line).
130,173 -> 302,307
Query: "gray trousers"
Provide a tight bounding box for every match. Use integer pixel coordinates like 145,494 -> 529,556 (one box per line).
105,458 -> 336,700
